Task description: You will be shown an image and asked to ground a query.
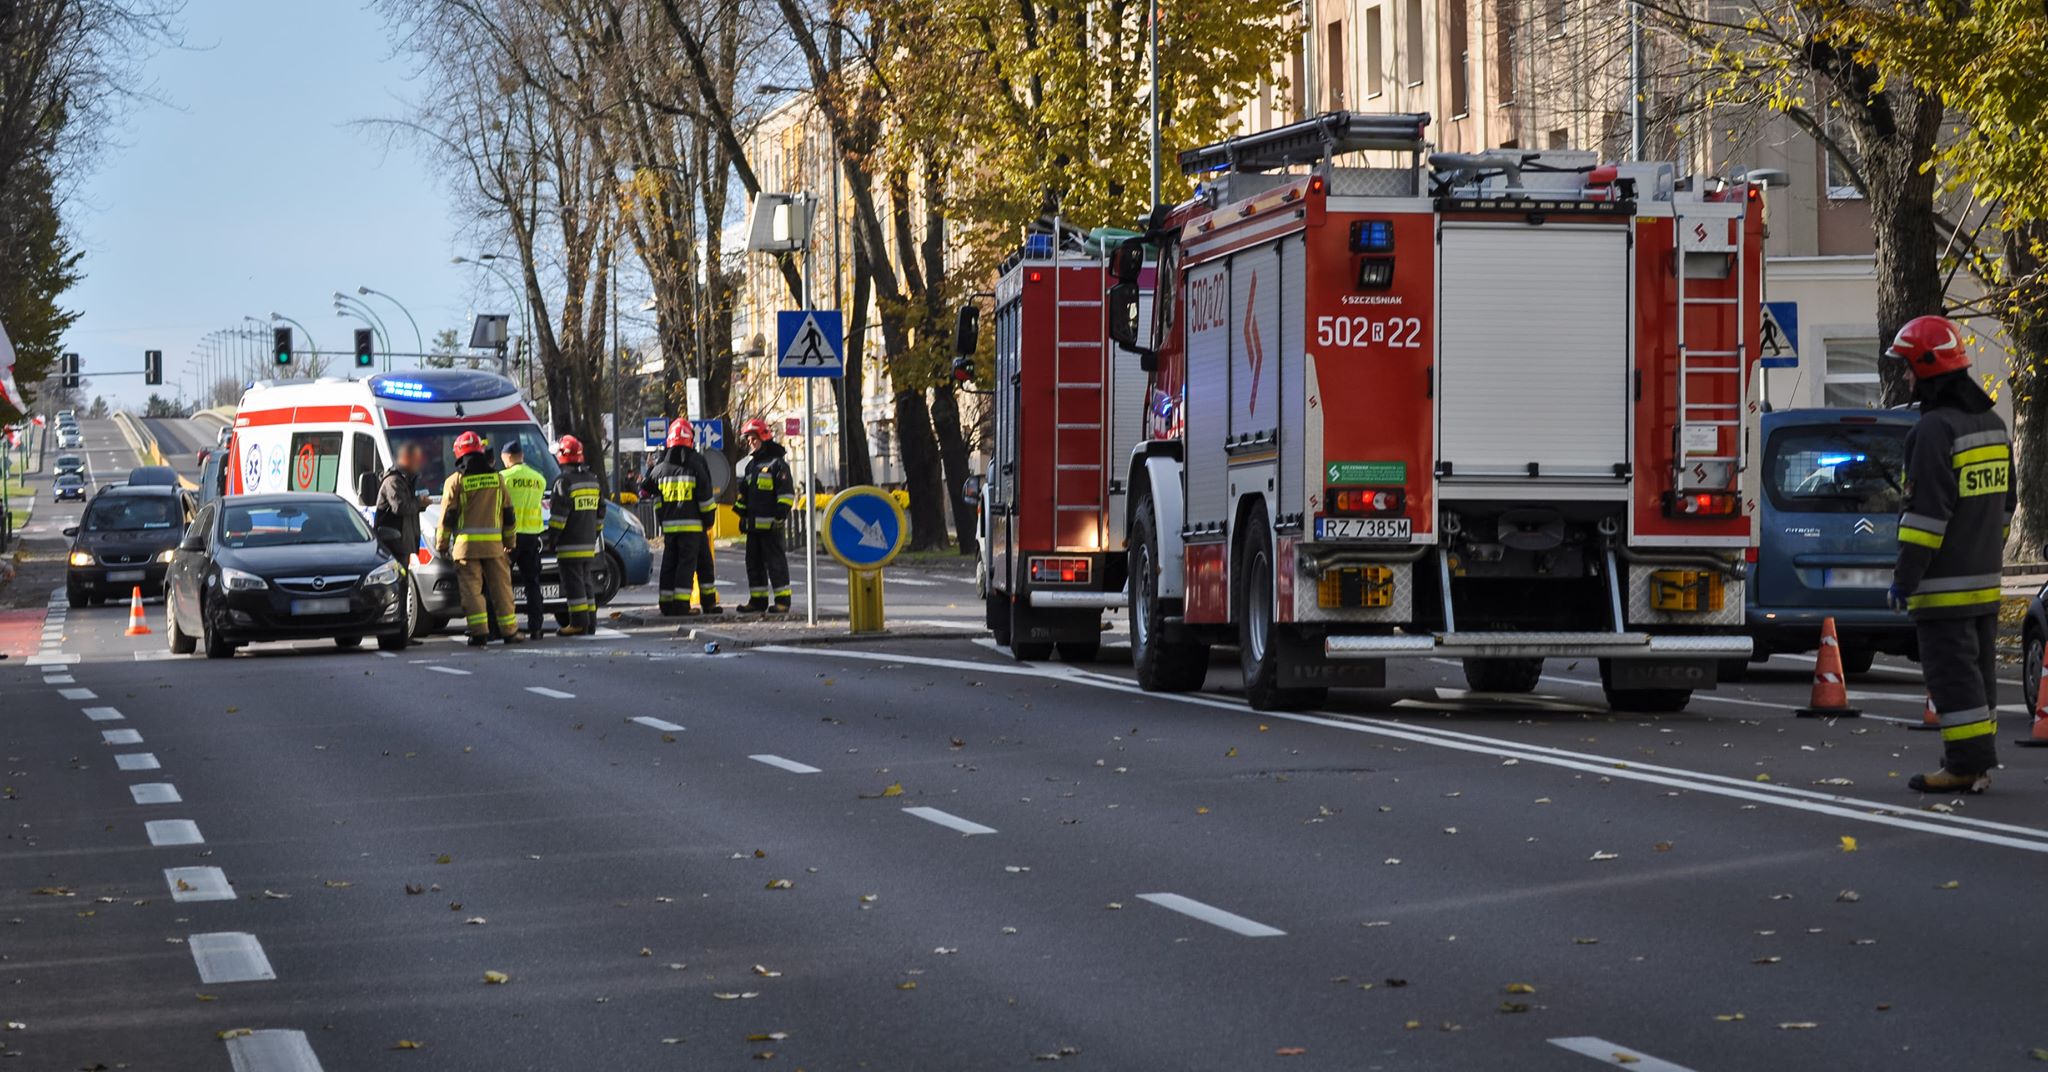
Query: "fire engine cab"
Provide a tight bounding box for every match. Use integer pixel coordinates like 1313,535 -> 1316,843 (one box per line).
1107,110 -> 1764,711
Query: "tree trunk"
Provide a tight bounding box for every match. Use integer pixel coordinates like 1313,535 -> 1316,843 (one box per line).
930,383 -> 977,555
2004,221 -> 2048,554
839,234 -> 877,487
894,386 -> 950,549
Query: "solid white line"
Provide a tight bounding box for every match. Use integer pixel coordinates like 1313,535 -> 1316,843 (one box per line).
224,1029 -> 324,1072
146,819 -> 204,846
1549,1037 -> 1696,1071
115,753 -> 161,771
102,729 -> 143,745
426,665 -> 471,676
57,687 -> 95,700
188,932 -> 277,983
749,754 -> 822,774
889,576 -> 942,587
164,865 -> 233,902
83,706 -> 123,722
1136,892 -> 1287,937
525,686 -> 575,699
902,806 -> 997,836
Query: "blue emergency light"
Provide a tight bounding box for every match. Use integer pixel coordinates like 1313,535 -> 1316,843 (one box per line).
1349,219 -> 1395,253
373,379 -> 436,401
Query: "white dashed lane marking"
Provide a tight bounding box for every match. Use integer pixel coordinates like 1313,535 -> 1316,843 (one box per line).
102,729 -> 143,745
1549,1037 -> 1697,1070
42,674 -> 75,684
164,866 -> 234,902
146,820 -> 204,846
57,687 -> 95,700
902,806 -> 997,836
631,716 -> 684,732
525,687 -> 575,699
188,932 -> 277,983
130,783 -> 181,804
1135,893 -> 1287,937
83,706 -> 124,722
749,754 -> 822,774
27,654 -> 78,666
426,666 -> 471,676
115,753 -> 161,771
223,1028 -> 324,1071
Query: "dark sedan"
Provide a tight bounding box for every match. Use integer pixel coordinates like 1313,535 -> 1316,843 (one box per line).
165,494 -> 408,657
54,472 -> 88,502
65,485 -> 188,606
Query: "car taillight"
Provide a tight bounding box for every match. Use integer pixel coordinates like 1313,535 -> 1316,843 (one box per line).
1327,487 -> 1404,516
1664,490 -> 1740,519
1028,556 -> 1091,584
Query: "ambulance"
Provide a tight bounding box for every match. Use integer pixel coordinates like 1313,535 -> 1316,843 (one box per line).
227,370 -> 585,635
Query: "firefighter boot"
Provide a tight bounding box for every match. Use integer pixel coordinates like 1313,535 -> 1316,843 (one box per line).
558,624 -> 587,637
467,636 -> 489,648
1907,768 -> 1991,794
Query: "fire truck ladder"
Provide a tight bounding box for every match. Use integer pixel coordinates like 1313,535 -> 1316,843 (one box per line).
1671,206 -> 1748,492
1050,230 -> 1106,545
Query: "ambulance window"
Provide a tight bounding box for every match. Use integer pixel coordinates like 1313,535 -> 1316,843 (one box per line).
352,432 -> 381,482
287,432 -> 344,493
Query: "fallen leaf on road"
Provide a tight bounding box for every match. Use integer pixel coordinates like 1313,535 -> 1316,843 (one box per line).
482,971 -> 509,985
404,884 -> 424,895
262,890 -> 290,900
753,849 -> 766,859
1840,836 -> 1858,853
880,783 -> 904,798
1836,890 -> 1860,902
1753,956 -> 1782,965
391,1040 -> 422,1050
2029,1048 -> 2048,1061
637,947 -> 651,957
748,1033 -> 790,1042
1276,1047 -> 1306,1056
765,879 -> 793,890
434,854 -> 452,865
1778,1022 -> 1819,1030
175,879 -> 194,892
1403,1021 -> 1421,1030
1195,806 -> 1210,814
465,917 -> 487,926
1754,774 -> 1772,782
30,887 -> 75,897
897,981 -> 917,990
1937,880 -> 1960,890
1106,902 -> 1123,910
1615,1054 -> 1641,1065
217,1028 -> 253,1040
323,880 -> 351,889
195,994 -> 217,1002
1653,842 -> 1673,853
1505,983 -> 1536,994
1714,1013 -> 1745,1022
1225,747 -> 1238,757
753,965 -> 781,977
1499,1002 -> 1531,1014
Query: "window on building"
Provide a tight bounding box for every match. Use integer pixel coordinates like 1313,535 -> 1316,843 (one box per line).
1546,0 -> 1567,36
1495,1 -> 1517,104
1404,0 -> 1426,85
1448,0 -> 1470,116
1326,20 -> 1347,108
1822,337 -> 1883,407
1365,7 -> 1385,97
1823,131 -> 1864,200
1547,128 -> 1570,150
1291,47 -> 1306,116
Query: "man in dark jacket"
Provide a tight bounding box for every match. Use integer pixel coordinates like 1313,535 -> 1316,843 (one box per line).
639,419 -> 720,615
734,417 -> 795,613
372,442 -> 429,644
1888,315 -> 2016,794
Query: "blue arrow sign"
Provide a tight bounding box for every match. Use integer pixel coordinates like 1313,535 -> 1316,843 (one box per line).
692,419 -> 724,452
821,486 -> 906,569
777,310 -> 844,378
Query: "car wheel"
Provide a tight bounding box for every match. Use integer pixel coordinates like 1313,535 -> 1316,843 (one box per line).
67,588 -> 86,609
377,630 -> 408,652
2025,630 -> 2044,713
166,598 -> 197,655
1840,645 -> 1875,676
200,601 -> 233,660
89,596 -> 106,607
596,552 -> 622,605
333,636 -> 363,650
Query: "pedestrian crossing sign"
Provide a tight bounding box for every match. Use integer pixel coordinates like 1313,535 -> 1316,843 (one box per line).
777,310 -> 844,378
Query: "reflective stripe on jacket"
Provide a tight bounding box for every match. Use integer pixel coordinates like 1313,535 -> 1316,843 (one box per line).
547,467 -> 606,559
439,469 -> 513,560
641,449 -> 716,534
1896,407 -> 2014,619
736,441 -> 794,530
500,462 -> 549,535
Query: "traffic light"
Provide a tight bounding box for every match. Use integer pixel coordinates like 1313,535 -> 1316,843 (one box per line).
353,328 -> 374,369
273,326 -> 292,366
144,349 -> 163,386
61,352 -> 79,388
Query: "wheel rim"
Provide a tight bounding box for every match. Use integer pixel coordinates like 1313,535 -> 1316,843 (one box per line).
1132,542 -> 1153,651
1246,548 -> 1272,664
2030,637 -> 2043,702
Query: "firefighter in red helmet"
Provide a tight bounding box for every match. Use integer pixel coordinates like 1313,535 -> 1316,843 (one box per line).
1887,315 -> 2014,793
639,418 -> 720,615
436,430 -> 522,645
546,435 -> 605,635
735,417 -> 794,612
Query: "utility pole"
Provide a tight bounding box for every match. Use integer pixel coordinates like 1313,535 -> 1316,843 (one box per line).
1628,0 -> 1645,159
1149,0 -> 1162,206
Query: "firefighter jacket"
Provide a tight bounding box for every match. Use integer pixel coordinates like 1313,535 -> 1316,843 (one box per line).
500,461 -> 549,535
735,440 -> 795,531
437,457 -> 516,560
547,465 -> 606,559
640,446 -> 716,534
1895,383 -> 2015,619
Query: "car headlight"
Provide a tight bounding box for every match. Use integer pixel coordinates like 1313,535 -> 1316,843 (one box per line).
157,549 -> 176,564
365,560 -> 400,587
220,567 -> 267,591
68,550 -> 95,567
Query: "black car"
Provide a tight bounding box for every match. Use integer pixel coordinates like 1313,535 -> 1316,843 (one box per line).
165,493 -> 407,657
64,486 -> 189,606
54,472 -> 88,502
127,465 -> 181,488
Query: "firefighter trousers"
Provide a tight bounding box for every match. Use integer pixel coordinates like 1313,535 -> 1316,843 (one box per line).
559,555 -> 597,633
745,527 -> 791,608
510,533 -> 544,635
659,531 -> 704,615
1917,613 -> 2001,776
692,533 -> 719,609
455,556 -> 519,639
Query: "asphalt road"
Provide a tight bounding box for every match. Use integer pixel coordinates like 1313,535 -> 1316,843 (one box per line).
7,533 -> 2048,1071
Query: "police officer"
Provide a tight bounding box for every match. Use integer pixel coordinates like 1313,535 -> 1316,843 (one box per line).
372,441 -> 430,645
438,431 -> 521,646
546,435 -> 604,636
734,417 -> 795,613
641,419 -> 720,616
499,440 -> 550,637
1888,315 -> 2015,794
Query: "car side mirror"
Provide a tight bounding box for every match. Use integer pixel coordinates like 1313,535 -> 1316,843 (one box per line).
1108,282 -> 1153,375
1112,236 -> 1146,284
376,526 -> 402,547
62,526 -> 77,537
952,306 -> 981,358
356,471 -> 380,507
178,532 -> 204,552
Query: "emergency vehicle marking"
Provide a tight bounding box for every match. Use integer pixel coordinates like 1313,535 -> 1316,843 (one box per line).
244,444 -> 263,489
1241,271 -> 1265,413
294,443 -> 317,489
1315,315 -> 1422,350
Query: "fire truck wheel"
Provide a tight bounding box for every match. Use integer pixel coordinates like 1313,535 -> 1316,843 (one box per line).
1012,640 -> 1053,662
1131,495 -> 1210,692
1461,657 -> 1542,694
1715,658 -> 1748,683
988,592 -> 1012,646
1056,641 -> 1100,664
1237,516 -> 1325,712
1601,686 -> 1694,714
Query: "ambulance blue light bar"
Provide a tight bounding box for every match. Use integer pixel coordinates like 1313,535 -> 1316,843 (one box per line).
373,379 -> 435,401
367,370 -> 519,404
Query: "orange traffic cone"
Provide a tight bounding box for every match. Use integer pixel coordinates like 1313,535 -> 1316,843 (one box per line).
1909,693 -> 1940,732
1794,616 -> 1859,718
123,586 -> 152,636
2015,645 -> 2048,748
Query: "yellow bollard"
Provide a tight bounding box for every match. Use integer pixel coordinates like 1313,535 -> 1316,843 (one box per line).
848,569 -> 885,634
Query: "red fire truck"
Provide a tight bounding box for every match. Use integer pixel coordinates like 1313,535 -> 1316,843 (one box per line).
1102,110 -> 1765,711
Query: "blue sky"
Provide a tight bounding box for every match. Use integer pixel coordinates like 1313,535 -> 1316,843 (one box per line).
59,2 -> 502,407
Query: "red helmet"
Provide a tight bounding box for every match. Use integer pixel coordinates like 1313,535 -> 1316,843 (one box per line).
666,418 -> 694,448
741,417 -> 773,442
1887,315 -> 1971,379
553,434 -> 584,463
453,431 -> 487,459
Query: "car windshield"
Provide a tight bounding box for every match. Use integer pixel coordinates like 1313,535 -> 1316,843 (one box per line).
1765,425 -> 1909,514
56,473 -> 82,486
83,495 -> 178,531
386,423 -> 560,492
219,500 -> 372,549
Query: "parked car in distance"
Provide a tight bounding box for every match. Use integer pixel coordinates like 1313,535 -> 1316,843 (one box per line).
64,485 -> 189,606
1735,407 -> 1917,680
54,454 -> 86,478
54,472 -> 88,502
165,493 -> 408,657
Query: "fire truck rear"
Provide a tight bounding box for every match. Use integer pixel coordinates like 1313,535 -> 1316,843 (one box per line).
1108,110 -> 1763,711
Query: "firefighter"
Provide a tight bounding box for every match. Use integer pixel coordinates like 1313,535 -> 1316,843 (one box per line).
546,435 -> 604,636
437,430 -> 522,646
499,440 -> 550,637
734,417 -> 795,613
1887,315 -> 2015,794
640,419 -> 720,615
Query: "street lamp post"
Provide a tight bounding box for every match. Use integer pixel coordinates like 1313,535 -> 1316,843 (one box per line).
358,286 -> 424,363
454,255 -> 532,390
335,293 -> 392,367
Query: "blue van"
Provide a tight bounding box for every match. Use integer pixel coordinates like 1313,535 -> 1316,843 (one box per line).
1737,407 -> 1917,678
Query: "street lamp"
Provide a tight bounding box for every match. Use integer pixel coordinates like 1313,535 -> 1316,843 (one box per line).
454,254 -> 533,390
357,286 -> 424,357
335,292 -> 392,366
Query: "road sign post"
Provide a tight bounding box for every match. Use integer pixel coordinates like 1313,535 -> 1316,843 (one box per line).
779,302 -> 846,627
820,486 -> 908,634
